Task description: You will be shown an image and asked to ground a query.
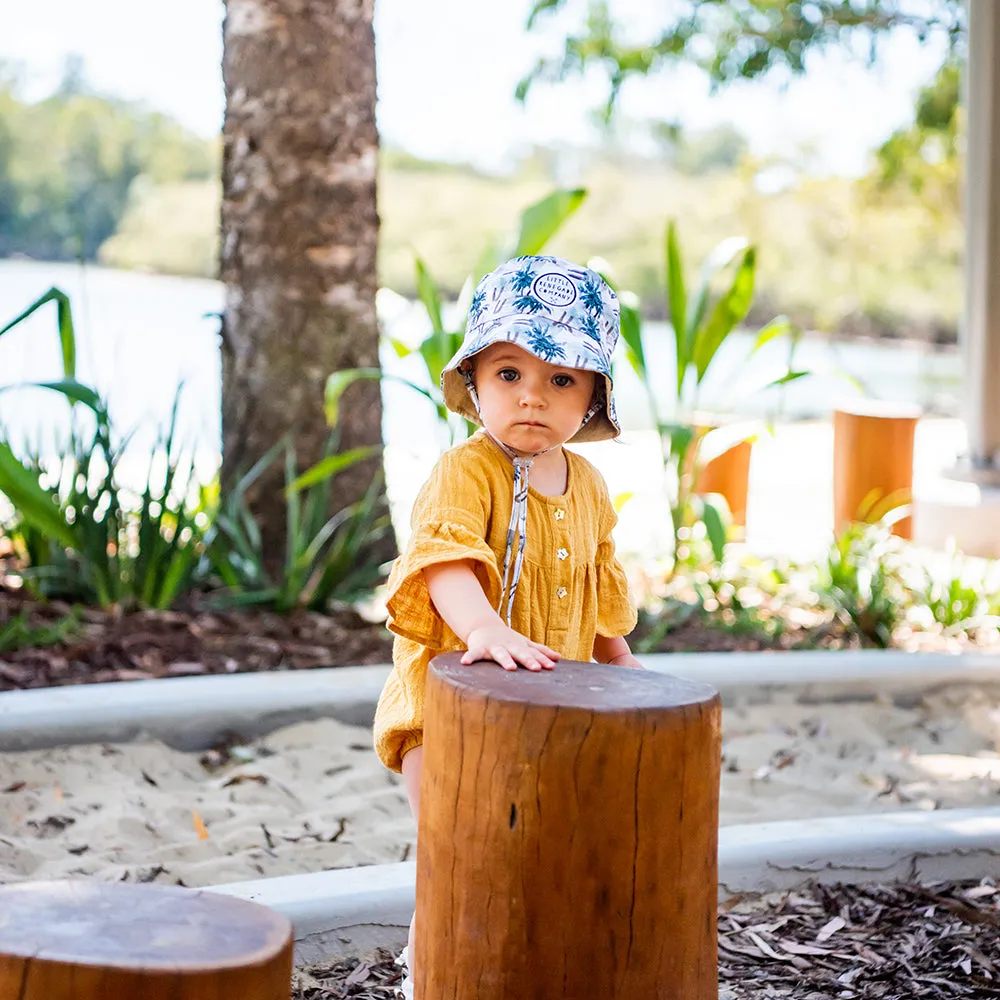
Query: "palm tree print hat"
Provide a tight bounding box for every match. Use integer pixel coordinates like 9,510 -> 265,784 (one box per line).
441,255 -> 621,443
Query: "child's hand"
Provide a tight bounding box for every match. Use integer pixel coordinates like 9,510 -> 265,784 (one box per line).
462,624 -> 560,672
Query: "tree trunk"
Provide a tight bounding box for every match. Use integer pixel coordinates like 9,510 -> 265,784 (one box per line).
220,0 -> 394,574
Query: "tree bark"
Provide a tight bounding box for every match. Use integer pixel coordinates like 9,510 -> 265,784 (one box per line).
220,0 -> 394,574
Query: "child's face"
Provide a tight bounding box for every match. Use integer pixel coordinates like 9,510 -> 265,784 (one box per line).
471,343 -> 597,456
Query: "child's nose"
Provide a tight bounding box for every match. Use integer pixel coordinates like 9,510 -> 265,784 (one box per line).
519,380 -> 547,406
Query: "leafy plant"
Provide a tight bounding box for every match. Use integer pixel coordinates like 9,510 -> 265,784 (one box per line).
1,390 -> 207,609
0,286 -> 78,378
911,543 -> 1000,634
0,607 -> 82,653
202,437 -> 390,611
519,1 -> 964,122
328,188 -> 588,448
816,502 -> 910,648
634,545 -> 796,652
0,290 -> 206,609
610,219 -> 805,574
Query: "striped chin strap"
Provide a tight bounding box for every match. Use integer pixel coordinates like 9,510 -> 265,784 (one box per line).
461,366 -> 601,625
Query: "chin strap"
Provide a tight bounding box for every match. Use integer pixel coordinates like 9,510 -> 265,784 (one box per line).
461,365 -> 602,625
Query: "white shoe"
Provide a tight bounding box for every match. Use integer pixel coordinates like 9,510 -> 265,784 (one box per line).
395,946 -> 414,1000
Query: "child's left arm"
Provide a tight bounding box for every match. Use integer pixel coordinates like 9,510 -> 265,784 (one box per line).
593,634 -> 643,669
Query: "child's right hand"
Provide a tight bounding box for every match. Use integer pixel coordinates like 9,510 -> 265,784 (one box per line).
461,624 -> 560,672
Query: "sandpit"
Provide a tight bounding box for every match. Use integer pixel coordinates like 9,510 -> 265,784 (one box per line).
0,685 -> 997,888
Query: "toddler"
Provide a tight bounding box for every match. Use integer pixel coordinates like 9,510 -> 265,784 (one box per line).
373,255 -> 642,997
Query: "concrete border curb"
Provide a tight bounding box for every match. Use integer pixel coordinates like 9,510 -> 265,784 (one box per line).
2,651 -> 999,752
208,806 -> 1000,963
0,665 -> 390,751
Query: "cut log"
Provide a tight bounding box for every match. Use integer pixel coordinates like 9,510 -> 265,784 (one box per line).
833,402 -> 920,539
0,881 -> 292,1000
416,653 -> 721,1000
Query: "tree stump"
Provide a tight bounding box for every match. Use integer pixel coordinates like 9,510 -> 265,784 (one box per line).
0,881 -> 293,1000
833,402 -> 920,539
416,654 -> 721,1000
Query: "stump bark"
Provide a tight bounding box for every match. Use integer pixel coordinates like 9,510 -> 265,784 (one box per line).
0,881 -> 293,999
416,654 -> 722,1000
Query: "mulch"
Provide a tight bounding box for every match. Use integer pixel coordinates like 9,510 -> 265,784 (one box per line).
0,585 -> 918,694
291,880 -> 1000,999
0,588 -> 394,691
1,573 -> 993,692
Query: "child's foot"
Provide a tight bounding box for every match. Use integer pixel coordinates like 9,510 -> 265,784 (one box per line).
395,946 -> 414,1000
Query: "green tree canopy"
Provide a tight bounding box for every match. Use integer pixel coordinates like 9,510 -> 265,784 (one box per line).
0,59 -> 218,261
519,1 -> 965,120
866,55 -> 961,212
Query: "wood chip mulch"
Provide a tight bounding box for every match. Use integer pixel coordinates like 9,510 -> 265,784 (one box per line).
290,880 -> 1000,999
718,880 -> 1000,998
0,588 -> 394,691
292,951 -> 404,999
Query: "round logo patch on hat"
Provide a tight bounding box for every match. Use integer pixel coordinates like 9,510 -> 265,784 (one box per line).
532,272 -> 577,308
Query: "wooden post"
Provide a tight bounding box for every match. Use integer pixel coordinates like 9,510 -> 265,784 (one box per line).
0,881 -> 293,1000
686,418 -> 754,529
695,439 -> 753,528
833,402 -> 920,539
416,654 -> 721,1000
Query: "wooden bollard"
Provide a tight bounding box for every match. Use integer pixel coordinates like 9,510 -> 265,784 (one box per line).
695,438 -> 753,527
833,401 -> 920,539
417,654 -> 721,1000
0,881 -> 293,999
686,419 -> 754,528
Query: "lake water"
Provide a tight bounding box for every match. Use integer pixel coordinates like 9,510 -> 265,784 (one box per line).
0,258 -> 966,557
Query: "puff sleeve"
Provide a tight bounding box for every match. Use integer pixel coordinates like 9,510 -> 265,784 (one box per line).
384,448 -> 502,648
594,485 -> 637,638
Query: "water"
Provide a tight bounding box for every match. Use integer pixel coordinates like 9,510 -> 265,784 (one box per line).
0,259 -> 966,556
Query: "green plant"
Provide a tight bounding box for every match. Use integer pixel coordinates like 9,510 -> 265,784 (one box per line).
0,290 -> 206,609
0,608 -> 82,653
0,287 -> 78,378
634,545 -> 797,652
327,188 -> 588,447
203,437 -> 390,611
1,391 -> 207,609
817,504 -> 909,648
913,544 -> 1000,633
610,219 -> 805,574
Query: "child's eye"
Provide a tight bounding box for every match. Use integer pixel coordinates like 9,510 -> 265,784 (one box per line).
552,374 -> 575,387
498,368 -> 519,382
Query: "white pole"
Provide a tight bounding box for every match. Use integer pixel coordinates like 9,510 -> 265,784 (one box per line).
963,0 -> 1000,477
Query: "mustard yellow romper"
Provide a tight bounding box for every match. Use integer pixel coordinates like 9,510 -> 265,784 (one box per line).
373,432 -> 637,772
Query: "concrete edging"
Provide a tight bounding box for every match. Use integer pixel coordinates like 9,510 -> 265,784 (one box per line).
2,651 -> 999,752
208,806 -> 1000,963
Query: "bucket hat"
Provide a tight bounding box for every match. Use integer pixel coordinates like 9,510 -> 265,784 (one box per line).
441,255 -> 621,443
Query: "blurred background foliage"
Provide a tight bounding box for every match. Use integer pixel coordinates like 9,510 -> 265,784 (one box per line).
0,58 -> 217,265
0,55 -> 962,345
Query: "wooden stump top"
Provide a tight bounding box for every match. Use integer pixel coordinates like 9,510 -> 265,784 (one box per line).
0,881 -> 291,971
429,653 -> 717,711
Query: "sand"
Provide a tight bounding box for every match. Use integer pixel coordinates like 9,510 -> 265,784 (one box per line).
0,685 -> 998,888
